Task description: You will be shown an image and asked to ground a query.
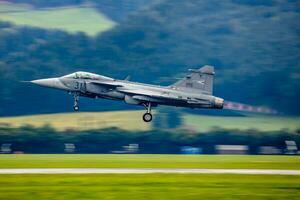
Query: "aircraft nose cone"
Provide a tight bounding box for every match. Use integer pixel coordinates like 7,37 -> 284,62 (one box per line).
31,78 -> 68,90
31,78 -> 57,87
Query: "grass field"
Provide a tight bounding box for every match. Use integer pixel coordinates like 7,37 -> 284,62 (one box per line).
0,174 -> 299,200
184,114 -> 300,132
0,154 -> 300,169
0,111 -> 150,131
0,155 -> 299,200
0,2 -> 116,36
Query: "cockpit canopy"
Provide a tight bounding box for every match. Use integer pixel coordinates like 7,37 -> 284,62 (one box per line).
62,71 -> 113,81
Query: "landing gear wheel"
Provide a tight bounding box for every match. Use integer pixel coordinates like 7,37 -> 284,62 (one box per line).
73,105 -> 79,111
143,113 -> 152,122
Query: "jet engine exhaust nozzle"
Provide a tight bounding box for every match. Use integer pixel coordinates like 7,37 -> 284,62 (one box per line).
214,97 -> 224,109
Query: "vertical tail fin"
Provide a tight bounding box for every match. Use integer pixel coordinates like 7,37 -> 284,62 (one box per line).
169,65 -> 215,95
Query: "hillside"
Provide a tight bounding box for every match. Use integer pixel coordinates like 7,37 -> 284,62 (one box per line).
0,111 -> 150,131
184,114 -> 300,132
0,111 -> 298,132
0,0 -> 299,115
9,0 -> 152,21
0,2 -> 116,36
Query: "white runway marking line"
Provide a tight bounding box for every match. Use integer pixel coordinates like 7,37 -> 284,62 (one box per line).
0,169 -> 300,175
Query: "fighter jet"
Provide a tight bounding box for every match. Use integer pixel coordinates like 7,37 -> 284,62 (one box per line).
30,65 -> 224,122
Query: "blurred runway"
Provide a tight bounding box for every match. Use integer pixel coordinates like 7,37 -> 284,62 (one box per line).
0,168 -> 300,175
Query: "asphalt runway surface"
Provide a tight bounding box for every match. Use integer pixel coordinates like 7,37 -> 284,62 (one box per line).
0,168 -> 300,175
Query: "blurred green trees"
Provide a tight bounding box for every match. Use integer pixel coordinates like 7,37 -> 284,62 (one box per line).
0,125 -> 298,154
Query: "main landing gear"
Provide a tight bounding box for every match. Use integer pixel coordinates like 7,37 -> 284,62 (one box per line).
142,102 -> 153,122
73,93 -> 79,111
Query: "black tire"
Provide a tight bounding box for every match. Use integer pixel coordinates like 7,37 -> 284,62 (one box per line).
143,113 -> 152,122
73,105 -> 79,111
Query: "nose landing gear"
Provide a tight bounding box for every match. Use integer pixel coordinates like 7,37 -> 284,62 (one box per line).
142,102 -> 153,122
73,93 -> 79,111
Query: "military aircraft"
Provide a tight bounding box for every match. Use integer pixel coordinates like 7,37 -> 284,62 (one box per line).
30,65 -> 224,122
